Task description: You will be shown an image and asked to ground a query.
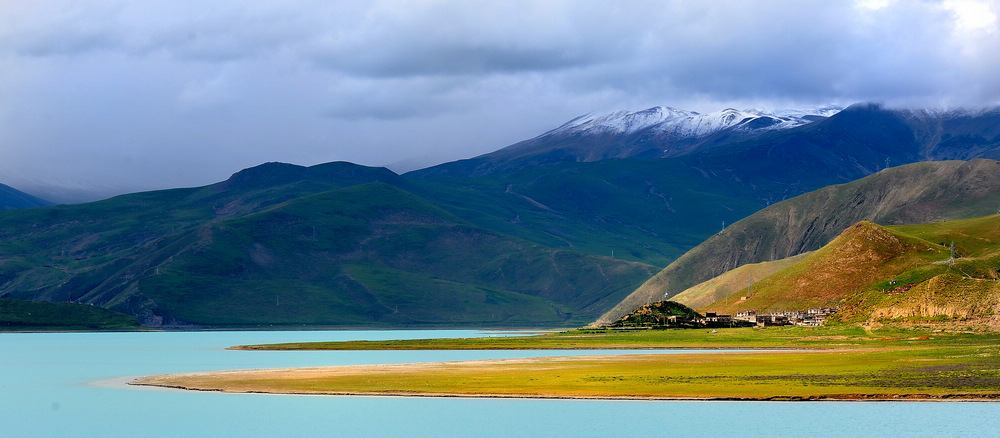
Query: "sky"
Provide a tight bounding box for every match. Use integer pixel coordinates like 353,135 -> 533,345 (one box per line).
1,0 -> 999,202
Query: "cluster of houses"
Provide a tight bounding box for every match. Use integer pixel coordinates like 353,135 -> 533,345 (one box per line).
608,301 -> 838,329
654,308 -> 838,329
731,308 -> 838,327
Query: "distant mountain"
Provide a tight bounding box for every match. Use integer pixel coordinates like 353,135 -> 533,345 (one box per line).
410,103 -> 1000,271
534,105 -> 843,156
0,182 -> 52,210
416,102 -> 1000,179
599,159 -> 1000,324
668,103 -> 1000,201
697,215 -> 1000,330
0,161 -> 654,327
413,105 -> 843,176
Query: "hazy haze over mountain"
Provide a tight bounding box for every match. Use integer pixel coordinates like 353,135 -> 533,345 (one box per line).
1,1 -> 998,202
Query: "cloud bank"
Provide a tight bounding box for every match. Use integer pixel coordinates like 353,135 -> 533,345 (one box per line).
0,0 -> 998,201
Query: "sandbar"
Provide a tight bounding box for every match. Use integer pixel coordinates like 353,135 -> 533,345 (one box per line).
129,351 -> 1000,401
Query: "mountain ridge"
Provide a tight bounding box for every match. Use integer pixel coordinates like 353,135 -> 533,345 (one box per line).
548,105 -> 842,139
0,182 -> 52,210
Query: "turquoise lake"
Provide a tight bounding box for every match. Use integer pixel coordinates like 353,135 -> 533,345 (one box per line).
3,330 -> 1000,437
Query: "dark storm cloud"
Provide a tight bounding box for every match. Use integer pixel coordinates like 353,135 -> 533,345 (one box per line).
320,77 -> 468,120
551,1 -> 999,106
0,0 -> 998,201
307,2 -> 632,77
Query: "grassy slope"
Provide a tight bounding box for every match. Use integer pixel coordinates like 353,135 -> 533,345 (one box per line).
0,298 -> 139,330
671,254 -> 809,309
702,221 -> 949,314
406,158 -> 769,267
136,183 -> 656,327
602,159 -> 1000,324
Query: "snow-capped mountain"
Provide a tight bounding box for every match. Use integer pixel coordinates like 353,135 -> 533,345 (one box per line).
411,102 -> 1000,184
549,105 -> 843,138
465,104 -> 846,165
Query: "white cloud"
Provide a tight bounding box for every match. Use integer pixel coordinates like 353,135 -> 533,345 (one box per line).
944,0 -> 998,33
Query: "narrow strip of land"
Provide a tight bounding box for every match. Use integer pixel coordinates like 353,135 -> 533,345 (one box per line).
132,338 -> 1000,401
229,326 -> 903,351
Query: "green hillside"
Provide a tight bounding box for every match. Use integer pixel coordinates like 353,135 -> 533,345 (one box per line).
0,162 -> 402,323
135,183 -> 655,326
406,158 -> 770,267
0,164 -> 655,328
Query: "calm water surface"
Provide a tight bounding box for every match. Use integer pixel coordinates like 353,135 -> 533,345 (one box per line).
2,330 -> 999,437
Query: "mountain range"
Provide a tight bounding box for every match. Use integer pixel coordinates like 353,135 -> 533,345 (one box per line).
3,102 -> 1000,328
0,162 -> 655,327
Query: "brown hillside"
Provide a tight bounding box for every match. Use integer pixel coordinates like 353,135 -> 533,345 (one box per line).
701,222 -> 948,314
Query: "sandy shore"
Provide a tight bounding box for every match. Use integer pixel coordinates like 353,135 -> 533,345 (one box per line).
128,353 -> 1000,402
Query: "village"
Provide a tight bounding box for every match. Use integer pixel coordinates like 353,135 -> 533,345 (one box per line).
669,308 -> 839,328
729,308 -> 838,327
607,301 -> 839,329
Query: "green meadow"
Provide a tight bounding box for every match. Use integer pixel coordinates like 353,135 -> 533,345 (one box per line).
130,326 -> 1000,400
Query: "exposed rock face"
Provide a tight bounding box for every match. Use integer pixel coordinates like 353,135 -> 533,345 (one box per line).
868,274 -> 1000,330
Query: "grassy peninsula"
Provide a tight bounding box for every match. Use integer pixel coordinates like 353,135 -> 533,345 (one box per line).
134,327 -> 1000,400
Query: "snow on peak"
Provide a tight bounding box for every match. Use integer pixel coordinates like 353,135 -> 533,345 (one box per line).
550,105 -> 843,138
555,106 -> 698,134
772,105 -> 843,119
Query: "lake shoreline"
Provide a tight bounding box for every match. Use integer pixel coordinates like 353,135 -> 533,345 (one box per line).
126,346 -> 1000,403
128,378 -> 1000,402
19,329 -> 1000,437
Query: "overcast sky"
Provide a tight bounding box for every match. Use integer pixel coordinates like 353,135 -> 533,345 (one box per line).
1,0 -> 999,202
